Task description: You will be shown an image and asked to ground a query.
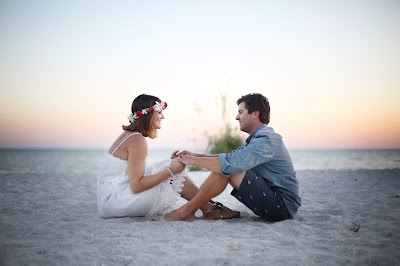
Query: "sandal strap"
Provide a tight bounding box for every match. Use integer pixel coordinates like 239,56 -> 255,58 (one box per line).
214,202 -> 233,211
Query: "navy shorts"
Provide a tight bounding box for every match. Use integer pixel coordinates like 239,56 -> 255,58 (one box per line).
231,170 -> 291,222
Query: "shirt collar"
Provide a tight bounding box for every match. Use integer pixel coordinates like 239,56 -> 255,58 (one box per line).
246,124 -> 266,144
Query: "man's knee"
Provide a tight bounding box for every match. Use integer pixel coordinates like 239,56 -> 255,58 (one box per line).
228,171 -> 246,190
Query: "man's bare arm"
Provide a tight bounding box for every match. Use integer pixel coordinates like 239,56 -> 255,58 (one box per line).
178,155 -> 221,173
177,150 -> 218,158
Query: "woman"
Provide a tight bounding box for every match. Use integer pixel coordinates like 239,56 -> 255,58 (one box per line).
97,94 -> 240,220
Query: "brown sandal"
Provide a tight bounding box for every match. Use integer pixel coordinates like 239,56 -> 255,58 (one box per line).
203,201 -> 240,220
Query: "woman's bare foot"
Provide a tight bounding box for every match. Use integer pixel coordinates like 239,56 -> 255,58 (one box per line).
164,209 -> 195,221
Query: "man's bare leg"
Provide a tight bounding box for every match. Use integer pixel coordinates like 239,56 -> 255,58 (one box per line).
165,171 -> 245,221
228,171 -> 246,190
179,175 -> 214,217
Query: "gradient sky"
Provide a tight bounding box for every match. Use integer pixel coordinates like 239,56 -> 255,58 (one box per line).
0,0 -> 399,150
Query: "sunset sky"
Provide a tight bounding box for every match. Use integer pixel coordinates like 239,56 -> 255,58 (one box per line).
0,0 -> 399,150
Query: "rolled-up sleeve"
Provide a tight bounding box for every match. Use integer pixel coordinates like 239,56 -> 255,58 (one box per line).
218,134 -> 274,176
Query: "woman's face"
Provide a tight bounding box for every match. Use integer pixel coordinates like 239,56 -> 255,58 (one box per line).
151,111 -> 164,129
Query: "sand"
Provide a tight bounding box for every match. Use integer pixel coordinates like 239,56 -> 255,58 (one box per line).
1,169 -> 399,265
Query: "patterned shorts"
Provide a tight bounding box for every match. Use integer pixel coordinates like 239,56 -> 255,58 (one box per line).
231,170 -> 291,222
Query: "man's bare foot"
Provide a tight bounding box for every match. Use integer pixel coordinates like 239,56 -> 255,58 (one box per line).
164,209 -> 195,221
203,203 -> 240,220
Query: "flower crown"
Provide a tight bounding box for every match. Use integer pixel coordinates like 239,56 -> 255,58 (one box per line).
128,101 -> 167,124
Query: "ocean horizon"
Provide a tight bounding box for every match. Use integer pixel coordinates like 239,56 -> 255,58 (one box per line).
0,148 -> 399,174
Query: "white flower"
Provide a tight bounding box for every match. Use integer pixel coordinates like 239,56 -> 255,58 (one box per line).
141,109 -> 148,115
153,101 -> 163,112
127,114 -> 134,123
128,113 -> 138,123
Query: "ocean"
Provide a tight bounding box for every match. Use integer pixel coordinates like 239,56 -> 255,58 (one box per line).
0,149 -> 399,175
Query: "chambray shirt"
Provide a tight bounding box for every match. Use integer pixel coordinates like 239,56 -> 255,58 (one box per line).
218,125 -> 301,216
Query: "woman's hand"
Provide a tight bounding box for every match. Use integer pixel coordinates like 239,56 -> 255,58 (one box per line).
170,150 -> 179,159
170,158 -> 186,174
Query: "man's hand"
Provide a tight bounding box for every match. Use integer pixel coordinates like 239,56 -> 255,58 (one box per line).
176,150 -> 195,157
177,155 -> 197,166
178,155 -> 221,173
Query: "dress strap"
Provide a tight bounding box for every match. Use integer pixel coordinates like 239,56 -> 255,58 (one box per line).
112,132 -> 142,155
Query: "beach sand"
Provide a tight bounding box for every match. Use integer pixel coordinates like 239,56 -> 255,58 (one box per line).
1,169 -> 399,265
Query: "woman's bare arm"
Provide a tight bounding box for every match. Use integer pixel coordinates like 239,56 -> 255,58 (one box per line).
127,136 -> 185,194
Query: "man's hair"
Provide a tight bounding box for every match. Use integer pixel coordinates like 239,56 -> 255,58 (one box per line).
122,94 -> 161,138
237,93 -> 270,124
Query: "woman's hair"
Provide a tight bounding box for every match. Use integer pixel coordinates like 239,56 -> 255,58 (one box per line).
237,93 -> 270,124
122,94 -> 161,138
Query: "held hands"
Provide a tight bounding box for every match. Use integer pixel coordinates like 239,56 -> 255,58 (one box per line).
177,155 -> 196,165
171,150 -> 194,158
169,158 -> 186,174
176,150 -> 195,157
170,150 -> 199,166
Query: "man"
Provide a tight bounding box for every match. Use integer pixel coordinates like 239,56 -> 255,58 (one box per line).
165,93 -> 301,221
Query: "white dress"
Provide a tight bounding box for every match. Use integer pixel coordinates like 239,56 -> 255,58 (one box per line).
97,133 -> 186,218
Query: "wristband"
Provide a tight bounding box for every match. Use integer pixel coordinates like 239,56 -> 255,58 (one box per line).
166,167 -> 174,177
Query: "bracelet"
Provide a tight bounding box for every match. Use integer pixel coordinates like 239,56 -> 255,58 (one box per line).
166,167 -> 174,177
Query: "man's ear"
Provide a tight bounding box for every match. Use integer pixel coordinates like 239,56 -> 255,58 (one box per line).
252,110 -> 260,119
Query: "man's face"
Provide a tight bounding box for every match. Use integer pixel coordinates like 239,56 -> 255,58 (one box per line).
236,102 -> 253,133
